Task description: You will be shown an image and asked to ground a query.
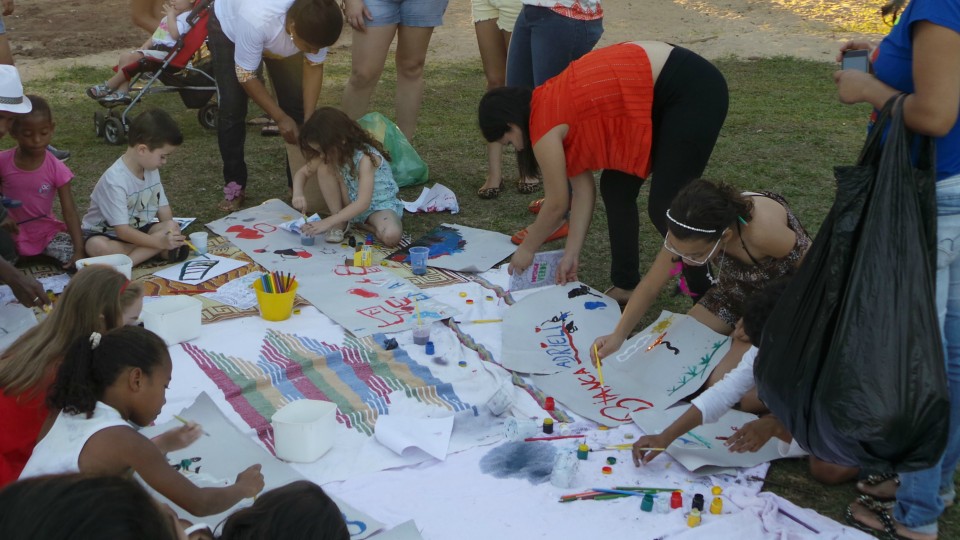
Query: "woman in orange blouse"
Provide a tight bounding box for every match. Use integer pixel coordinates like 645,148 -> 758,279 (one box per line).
478,41 -> 728,301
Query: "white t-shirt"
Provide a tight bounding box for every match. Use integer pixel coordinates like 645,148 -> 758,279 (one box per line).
19,402 -> 130,479
81,157 -> 170,236
151,11 -> 194,48
690,345 -> 807,459
214,0 -> 328,72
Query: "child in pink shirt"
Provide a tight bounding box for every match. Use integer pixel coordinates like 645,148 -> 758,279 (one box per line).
0,95 -> 85,268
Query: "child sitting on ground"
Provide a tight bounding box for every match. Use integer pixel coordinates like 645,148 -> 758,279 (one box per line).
86,0 -> 197,105
0,266 -> 143,487
81,109 -> 187,265
0,95 -> 85,269
292,107 -> 403,247
19,326 -> 265,516
631,277 -> 859,485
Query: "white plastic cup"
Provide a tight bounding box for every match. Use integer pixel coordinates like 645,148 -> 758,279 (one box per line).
188,232 -> 209,255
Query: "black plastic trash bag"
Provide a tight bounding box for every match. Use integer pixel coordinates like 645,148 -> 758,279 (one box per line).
754,95 -> 946,472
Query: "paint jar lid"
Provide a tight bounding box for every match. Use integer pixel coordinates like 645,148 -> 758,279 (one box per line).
606,456 -> 616,465
711,486 -> 722,496
601,466 -> 613,474
543,418 -> 553,425
458,360 -> 467,367
578,443 -> 589,452
466,299 -> 474,304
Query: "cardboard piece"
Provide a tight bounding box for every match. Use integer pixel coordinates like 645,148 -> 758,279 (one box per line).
499,282 -> 620,374
529,311 -> 731,427
631,406 -> 783,474
153,254 -> 249,285
140,392 -> 384,537
386,224 -> 515,273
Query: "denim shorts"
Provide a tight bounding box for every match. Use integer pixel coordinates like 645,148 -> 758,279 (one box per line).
365,0 -> 450,27
0,15 -> 6,35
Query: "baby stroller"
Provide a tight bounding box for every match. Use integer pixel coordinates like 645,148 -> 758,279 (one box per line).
93,0 -> 218,145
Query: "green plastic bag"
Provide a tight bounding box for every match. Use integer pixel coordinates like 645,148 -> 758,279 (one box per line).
357,112 -> 429,188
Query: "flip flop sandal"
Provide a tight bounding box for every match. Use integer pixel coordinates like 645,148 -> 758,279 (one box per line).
246,113 -> 273,126
477,185 -> 501,199
517,178 -> 540,194
510,221 -> 568,245
858,473 -> 900,501
845,496 -> 910,540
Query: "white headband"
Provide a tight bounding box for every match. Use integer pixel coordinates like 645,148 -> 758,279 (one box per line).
666,209 -> 718,234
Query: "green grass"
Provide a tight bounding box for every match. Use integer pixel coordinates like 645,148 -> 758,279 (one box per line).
23,53 -> 957,534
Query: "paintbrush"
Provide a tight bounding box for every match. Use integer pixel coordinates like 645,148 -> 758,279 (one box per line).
173,414 -> 210,437
182,239 -> 210,259
593,343 -> 604,386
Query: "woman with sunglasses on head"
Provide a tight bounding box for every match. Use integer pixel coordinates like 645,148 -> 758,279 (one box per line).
593,179 -> 810,386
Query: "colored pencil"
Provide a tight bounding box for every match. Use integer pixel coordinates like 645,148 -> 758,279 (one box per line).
173,414 -> 210,437
469,319 -> 503,324
590,488 -> 647,498
168,290 -> 212,295
523,434 -> 585,442
612,486 -> 680,493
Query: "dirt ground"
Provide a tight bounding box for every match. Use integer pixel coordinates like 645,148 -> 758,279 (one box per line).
8,0 -> 885,81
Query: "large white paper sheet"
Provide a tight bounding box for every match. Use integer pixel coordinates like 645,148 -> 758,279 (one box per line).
0,303 -> 36,351
374,414 -> 454,460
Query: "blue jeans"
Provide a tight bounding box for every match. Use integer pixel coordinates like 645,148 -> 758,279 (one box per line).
896,174 -> 960,532
505,5 -> 603,88
207,11 -> 304,188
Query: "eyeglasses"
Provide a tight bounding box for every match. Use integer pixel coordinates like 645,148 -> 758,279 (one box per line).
663,230 -> 726,266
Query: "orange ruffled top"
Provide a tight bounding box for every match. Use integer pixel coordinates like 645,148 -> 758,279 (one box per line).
530,42 -> 655,179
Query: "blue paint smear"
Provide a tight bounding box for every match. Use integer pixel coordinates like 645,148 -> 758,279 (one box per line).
584,301 -> 606,310
479,441 -> 556,484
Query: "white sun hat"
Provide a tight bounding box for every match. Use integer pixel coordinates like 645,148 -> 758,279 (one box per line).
0,65 -> 32,114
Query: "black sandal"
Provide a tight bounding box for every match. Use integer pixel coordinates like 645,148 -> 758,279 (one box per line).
858,472 -> 900,501
845,496 -> 909,540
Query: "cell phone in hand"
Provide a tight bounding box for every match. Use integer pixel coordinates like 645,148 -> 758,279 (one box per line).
841,49 -> 870,73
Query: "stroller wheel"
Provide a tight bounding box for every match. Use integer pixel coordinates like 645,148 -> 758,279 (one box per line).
198,102 -> 218,130
93,111 -> 105,137
103,117 -> 127,145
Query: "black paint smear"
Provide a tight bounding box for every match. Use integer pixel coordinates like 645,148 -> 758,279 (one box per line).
663,341 -> 680,355
567,284 -> 601,299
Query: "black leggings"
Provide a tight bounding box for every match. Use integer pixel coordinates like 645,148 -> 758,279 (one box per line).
599,46 -> 728,293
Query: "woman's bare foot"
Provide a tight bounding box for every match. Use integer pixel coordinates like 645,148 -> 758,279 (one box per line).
603,286 -> 633,306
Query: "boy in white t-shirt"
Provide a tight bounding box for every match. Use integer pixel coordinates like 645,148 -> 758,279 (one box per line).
81,109 -> 187,265
86,0 -> 197,104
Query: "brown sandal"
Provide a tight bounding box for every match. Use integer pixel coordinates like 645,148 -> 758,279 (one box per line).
517,177 -> 540,194
218,182 -> 246,212
477,185 -> 501,199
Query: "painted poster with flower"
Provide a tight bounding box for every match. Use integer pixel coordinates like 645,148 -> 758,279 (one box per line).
386,224 -> 515,273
